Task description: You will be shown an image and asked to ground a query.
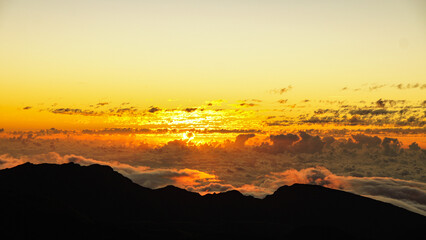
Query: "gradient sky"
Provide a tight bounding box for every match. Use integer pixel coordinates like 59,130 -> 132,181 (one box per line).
1,1 -> 426,215
0,0 -> 425,131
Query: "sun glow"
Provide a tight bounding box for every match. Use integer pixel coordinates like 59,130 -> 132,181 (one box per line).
182,131 -> 195,142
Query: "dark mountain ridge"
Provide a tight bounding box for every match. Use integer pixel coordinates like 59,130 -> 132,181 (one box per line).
0,162 -> 424,239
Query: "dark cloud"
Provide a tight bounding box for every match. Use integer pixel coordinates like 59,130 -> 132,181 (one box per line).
294,98 -> 423,127
369,84 -> 386,91
394,83 -> 426,90
279,85 -> 292,94
382,137 -> 402,156
81,128 -> 168,134
184,108 -> 198,113
233,134 -> 255,147
322,136 -> 336,145
263,133 -> 300,153
314,109 -> 339,115
23,106 -> 32,110
340,83 -> 425,93
237,99 -> 261,107
349,109 -> 396,115
200,129 -> 262,134
114,107 -> 138,115
270,133 -> 299,146
395,116 -> 425,127
372,99 -> 405,107
239,103 -> 257,107
361,128 -> 426,135
50,108 -> 102,116
318,100 -> 345,105
351,134 -> 382,148
409,142 -> 421,151
301,116 -> 339,124
376,99 -> 386,108
271,85 -> 293,94
265,120 -> 293,126
277,99 -> 288,104
292,132 -> 325,154
148,106 -> 161,113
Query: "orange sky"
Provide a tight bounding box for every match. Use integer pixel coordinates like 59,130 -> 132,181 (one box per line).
0,0 -> 424,144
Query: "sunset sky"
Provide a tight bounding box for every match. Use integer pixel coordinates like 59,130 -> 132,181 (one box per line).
1,0 -> 425,133
0,0 -> 425,215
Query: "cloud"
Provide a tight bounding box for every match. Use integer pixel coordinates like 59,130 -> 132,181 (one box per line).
22,106 -> 32,110
233,134 -> 256,147
114,107 -> 138,115
369,84 -> 386,91
1,152 -> 425,215
239,103 -> 257,107
314,109 -> 338,115
341,83 -> 425,92
267,133 -> 300,153
292,132 -> 325,154
0,132 -> 425,206
244,167 -> 426,215
271,85 -> 293,94
257,132 -> 325,154
129,168 -> 219,190
148,106 -> 162,113
235,99 -> 261,108
349,109 -> 396,115
394,83 -> 426,90
0,153 -> 220,192
381,137 -> 402,156
184,108 -> 198,113
205,100 -> 224,106
50,108 -> 102,116
376,99 -> 386,108
351,134 -> 381,148
289,98 -> 423,127
279,86 -> 292,94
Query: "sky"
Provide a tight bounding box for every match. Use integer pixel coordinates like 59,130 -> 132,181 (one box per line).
0,0 -> 425,132
0,0 -> 425,214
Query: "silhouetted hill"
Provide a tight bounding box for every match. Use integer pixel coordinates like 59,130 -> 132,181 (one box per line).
0,162 -> 424,239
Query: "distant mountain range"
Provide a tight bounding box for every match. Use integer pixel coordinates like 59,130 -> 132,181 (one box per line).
0,162 -> 424,239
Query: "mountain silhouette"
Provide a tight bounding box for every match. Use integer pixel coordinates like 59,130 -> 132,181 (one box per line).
0,162 -> 424,239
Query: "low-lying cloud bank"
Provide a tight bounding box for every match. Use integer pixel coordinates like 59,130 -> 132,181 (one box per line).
1,153 -> 425,216
241,167 -> 426,216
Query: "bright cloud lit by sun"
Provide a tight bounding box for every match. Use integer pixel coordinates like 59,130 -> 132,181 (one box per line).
182,131 -> 195,142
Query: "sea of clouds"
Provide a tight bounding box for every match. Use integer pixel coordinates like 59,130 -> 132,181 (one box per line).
0,132 -> 425,215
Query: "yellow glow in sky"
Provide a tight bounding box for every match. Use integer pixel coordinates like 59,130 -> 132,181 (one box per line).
0,0 -> 425,132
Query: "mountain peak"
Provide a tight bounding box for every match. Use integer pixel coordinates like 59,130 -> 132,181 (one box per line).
0,162 -> 424,239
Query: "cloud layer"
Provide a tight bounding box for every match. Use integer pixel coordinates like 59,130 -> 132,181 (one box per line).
1,152 -> 425,216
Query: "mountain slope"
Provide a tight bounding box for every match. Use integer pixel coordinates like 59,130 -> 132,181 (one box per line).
0,162 -> 424,239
